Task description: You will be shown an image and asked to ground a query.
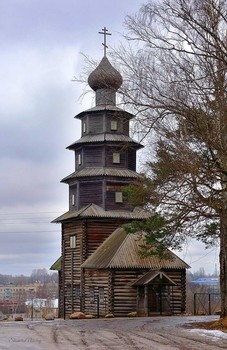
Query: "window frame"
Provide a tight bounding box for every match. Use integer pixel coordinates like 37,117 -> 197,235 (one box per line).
70,235 -> 76,249
110,120 -> 117,131
115,192 -> 123,203
112,152 -> 120,164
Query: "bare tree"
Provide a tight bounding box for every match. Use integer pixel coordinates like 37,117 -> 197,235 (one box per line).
114,0 -> 227,318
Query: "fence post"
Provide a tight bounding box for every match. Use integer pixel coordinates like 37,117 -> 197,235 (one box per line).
208,294 -> 211,315
194,293 -> 196,315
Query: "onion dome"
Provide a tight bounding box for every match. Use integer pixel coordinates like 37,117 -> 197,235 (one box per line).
88,56 -> 123,92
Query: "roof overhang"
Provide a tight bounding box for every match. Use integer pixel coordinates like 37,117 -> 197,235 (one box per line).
50,257 -> 62,271
132,270 -> 177,286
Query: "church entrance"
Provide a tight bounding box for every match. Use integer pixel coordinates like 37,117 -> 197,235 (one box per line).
148,284 -> 173,315
133,270 -> 176,316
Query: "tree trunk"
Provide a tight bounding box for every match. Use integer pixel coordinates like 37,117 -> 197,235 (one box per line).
220,210 -> 227,318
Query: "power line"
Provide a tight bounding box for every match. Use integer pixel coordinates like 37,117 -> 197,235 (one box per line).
0,222 -> 55,224
0,211 -> 64,215
0,230 -> 60,234
190,247 -> 217,265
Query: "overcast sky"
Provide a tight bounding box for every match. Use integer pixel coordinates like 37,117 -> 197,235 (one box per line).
0,0 -> 219,276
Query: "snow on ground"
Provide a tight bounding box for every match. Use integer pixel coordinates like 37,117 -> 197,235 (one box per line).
189,328 -> 227,340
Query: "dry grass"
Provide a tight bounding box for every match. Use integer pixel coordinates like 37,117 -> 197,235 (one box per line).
185,318 -> 227,333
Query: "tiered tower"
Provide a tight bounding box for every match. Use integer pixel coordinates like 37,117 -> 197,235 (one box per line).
53,32 -> 148,316
52,29 -> 188,318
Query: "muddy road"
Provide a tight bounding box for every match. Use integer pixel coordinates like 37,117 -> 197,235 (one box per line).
0,316 -> 227,350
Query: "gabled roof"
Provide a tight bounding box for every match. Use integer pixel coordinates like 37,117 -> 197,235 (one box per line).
52,204 -> 151,223
61,167 -> 141,182
131,270 -> 177,286
67,133 -> 143,150
81,227 -> 189,270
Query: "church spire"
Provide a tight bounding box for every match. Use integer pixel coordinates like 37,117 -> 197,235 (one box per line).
87,27 -> 123,106
98,27 -> 111,57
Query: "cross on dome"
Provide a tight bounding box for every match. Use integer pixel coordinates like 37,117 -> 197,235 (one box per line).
99,27 -> 111,57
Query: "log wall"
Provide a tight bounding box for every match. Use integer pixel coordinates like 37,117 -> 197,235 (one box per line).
62,221 -> 85,316
83,269 -> 109,316
112,270 -> 142,316
86,220 -> 124,257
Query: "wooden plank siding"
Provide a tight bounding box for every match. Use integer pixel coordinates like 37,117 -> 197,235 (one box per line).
112,270 -> 139,316
79,181 -> 103,208
60,219 -> 186,318
61,219 -> 127,317
88,113 -> 104,134
166,269 -> 186,314
128,149 -> 137,171
86,220 -> 125,257
62,221 -> 85,316
107,146 -> 127,168
83,146 -> 103,167
106,181 -> 132,211
83,269 -> 109,316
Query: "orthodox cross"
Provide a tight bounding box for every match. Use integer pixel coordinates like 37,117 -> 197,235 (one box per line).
99,27 -> 111,57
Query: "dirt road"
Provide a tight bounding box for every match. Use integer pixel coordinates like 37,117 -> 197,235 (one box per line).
0,316 -> 227,350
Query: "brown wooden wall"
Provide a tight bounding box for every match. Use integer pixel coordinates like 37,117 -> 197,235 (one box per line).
86,220 -> 125,257
83,146 -> 103,167
59,219 -> 186,318
79,181 -> 103,208
83,269 -> 109,316
60,219 -> 127,317
81,111 -> 130,136
87,113 -> 104,134
112,270 -> 139,316
62,221 -> 85,316
80,268 -> 186,317
166,269 -> 186,314
74,144 -> 136,171
128,149 -> 137,171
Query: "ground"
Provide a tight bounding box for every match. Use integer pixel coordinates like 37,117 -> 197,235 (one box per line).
1,316 -> 227,350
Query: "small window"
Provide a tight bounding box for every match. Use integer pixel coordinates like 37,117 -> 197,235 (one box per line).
113,153 -> 120,164
83,121 -> 86,133
72,194 -> 75,206
78,153 -> 82,165
99,287 -> 104,303
115,192 -> 123,203
111,120 -> 117,131
70,235 -> 76,249
89,287 -> 95,303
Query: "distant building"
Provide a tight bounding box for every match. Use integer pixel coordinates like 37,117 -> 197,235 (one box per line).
0,284 -> 39,305
191,277 -> 220,292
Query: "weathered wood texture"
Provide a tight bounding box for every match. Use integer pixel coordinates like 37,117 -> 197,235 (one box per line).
81,111 -> 130,135
57,71 -> 187,319
83,146 -> 103,167
112,270 -> 139,316
74,144 -> 136,170
79,181 -> 103,208
62,221 -> 84,315
86,220 -> 125,257
83,269 -> 109,316
61,219 -> 127,317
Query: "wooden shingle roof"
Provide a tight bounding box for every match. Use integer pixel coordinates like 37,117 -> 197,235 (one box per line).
81,227 -> 189,270
75,105 -> 133,120
61,167 -> 141,183
52,204 -> 151,223
67,133 -> 143,150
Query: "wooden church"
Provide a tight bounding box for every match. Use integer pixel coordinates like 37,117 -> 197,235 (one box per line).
51,29 -> 189,318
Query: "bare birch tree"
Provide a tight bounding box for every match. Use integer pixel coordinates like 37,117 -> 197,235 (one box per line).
114,0 -> 227,318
